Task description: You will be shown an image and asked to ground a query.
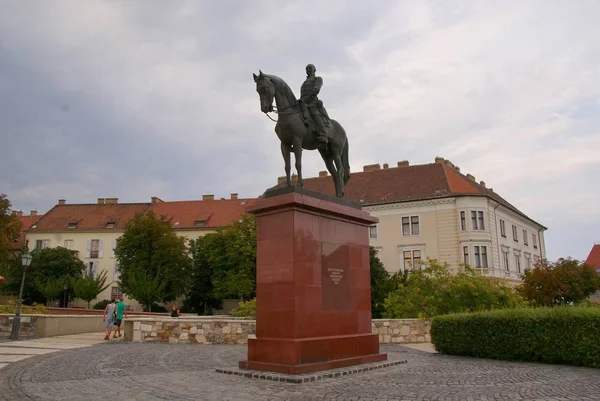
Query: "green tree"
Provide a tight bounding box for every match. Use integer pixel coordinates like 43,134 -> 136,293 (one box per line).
369,246 -> 391,318
72,270 -> 110,308
201,214 -> 257,300
114,211 -> 191,305
124,270 -> 167,312
5,247 -> 85,304
518,257 -> 600,306
0,194 -> 22,277
184,235 -> 223,315
35,276 -> 66,306
384,259 -> 523,319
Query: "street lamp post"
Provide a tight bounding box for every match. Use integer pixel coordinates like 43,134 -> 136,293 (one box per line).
10,252 -> 33,340
63,283 -> 68,308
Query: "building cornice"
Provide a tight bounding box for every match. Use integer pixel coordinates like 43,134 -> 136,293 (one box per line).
363,197 -> 456,212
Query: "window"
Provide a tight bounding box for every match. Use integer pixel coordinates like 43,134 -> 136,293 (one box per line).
373,247 -> 382,259
369,225 -> 378,239
463,246 -> 469,265
402,216 -> 419,236
67,221 -> 78,229
111,286 -> 122,298
515,254 -> 521,273
502,249 -> 510,271
523,230 -> 528,246
473,246 -> 488,268
194,220 -> 206,227
401,248 -> 423,271
106,221 -> 116,229
512,225 -> 518,242
525,253 -> 531,270
500,219 -> 506,237
64,240 -> 74,250
532,233 -> 538,249
471,211 -> 485,230
87,239 -> 104,259
460,211 -> 466,231
114,262 -> 120,282
87,261 -> 98,278
35,239 -> 51,250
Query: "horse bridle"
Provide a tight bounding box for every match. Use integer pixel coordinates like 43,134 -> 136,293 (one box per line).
260,92 -> 301,123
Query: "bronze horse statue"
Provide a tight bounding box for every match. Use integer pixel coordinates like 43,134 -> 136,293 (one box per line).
253,71 -> 350,197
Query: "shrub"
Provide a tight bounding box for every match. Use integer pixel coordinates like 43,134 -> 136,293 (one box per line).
93,300 -> 111,310
230,298 -> 256,318
0,300 -> 46,314
431,307 -> 600,368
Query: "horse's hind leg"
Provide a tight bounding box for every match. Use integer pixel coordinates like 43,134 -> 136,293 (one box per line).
281,143 -> 292,186
293,138 -> 303,186
332,154 -> 344,197
320,150 -> 339,195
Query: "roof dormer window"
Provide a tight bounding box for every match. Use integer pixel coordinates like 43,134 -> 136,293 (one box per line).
106,221 -> 116,229
67,221 -> 79,229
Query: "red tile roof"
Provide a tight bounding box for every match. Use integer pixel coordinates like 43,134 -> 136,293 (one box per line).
10,214 -> 42,250
151,198 -> 257,229
272,160 -> 544,228
585,244 -> 600,268
25,198 -> 257,232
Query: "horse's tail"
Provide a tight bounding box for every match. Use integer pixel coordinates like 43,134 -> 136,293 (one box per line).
342,137 -> 350,184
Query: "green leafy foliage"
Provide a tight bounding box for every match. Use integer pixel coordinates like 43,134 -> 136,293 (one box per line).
189,215 -> 256,301
93,299 -> 111,310
71,270 -> 110,308
0,194 -> 22,274
369,247 -> 391,318
230,298 -> 256,318
4,247 -> 85,304
518,258 -> 600,306
384,259 -> 523,319
114,211 -> 192,305
184,236 -> 224,315
431,307 -> 600,368
0,300 -> 46,314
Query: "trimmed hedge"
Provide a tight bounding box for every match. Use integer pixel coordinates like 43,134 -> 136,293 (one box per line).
431,307 -> 600,368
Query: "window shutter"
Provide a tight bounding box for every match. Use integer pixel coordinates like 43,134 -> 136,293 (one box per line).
114,262 -> 120,282
98,240 -> 104,258
91,262 -> 98,279
111,239 -> 116,258
86,240 -> 91,258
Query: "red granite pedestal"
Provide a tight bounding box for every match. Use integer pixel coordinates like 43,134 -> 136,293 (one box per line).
239,187 -> 387,375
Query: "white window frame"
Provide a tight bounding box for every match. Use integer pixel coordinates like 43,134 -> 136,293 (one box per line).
462,245 -> 469,266
114,261 -> 120,282
514,250 -> 522,273
460,211 -> 466,231
532,233 -> 538,249
502,246 -> 510,271
88,261 -> 98,278
470,210 -> 485,231
473,245 -> 489,268
399,245 -> 425,272
63,239 -> 74,250
523,229 -> 528,246
401,215 -> 420,236
86,239 -> 104,259
369,225 -> 378,239
512,225 -> 518,242
524,252 -> 532,270
499,219 -> 506,237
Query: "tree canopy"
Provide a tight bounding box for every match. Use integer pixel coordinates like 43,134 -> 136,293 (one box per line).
114,211 -> 192,305
0,194 -> 22,274
518,257 -> 600,306
72,270 -> 110,308
384,259 -> 524,319
369,247 -> 391,318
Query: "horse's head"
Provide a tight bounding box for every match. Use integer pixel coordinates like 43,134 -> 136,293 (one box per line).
253,70 -> 275,113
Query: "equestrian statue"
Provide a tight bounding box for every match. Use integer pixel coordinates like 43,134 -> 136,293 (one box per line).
253,64 -> 350,197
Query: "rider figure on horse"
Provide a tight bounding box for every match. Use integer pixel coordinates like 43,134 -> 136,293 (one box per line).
299,64 -> 331,146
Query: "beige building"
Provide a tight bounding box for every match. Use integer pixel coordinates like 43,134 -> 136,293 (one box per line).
24,195 -> 255,309
295,157 -> 547,282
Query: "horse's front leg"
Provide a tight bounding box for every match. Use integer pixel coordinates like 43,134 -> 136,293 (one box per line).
293,139 -> 303,186
281,143 -> 292,186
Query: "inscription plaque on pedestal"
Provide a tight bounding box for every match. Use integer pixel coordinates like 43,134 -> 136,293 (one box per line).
321,243 -> 350,311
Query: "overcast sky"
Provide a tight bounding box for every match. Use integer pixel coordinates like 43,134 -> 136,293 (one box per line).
1,1 -> 599,261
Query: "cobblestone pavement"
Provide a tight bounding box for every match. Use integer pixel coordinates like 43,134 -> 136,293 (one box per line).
1,343 -> 599,401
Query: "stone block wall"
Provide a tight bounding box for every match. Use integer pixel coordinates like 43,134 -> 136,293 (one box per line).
126,317 -> 431,344
0,315 -> 38,338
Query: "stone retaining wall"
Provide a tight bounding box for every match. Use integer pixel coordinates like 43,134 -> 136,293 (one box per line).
125,317 -> 431,344
0,315 -> 38,338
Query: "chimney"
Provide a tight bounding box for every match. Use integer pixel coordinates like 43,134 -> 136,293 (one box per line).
277,176 -> 286,185
151,196 -> 164,204
454,166 -> 461,173
318,171 -> 328,177
466,174 -> 476,181
29,210 -> 37,217
97,198 -> 105,204
435,156 -> 445,164
489,188 -> 494,192
291,174 -> 298,184
202,194 -> 214,201
17,211 -> 23,217
444,159 -> 455,169
397,160 -> 409,168
383,163 -> 389,169
58,199 -> 66,205
363,163 -> 381,173
479,181 -> 486,188
230,193 -> 238,200
105,198 -> 118,204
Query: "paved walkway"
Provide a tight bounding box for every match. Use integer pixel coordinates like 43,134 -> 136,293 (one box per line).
1,341 -> 599,401
0,332 -> 121,372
